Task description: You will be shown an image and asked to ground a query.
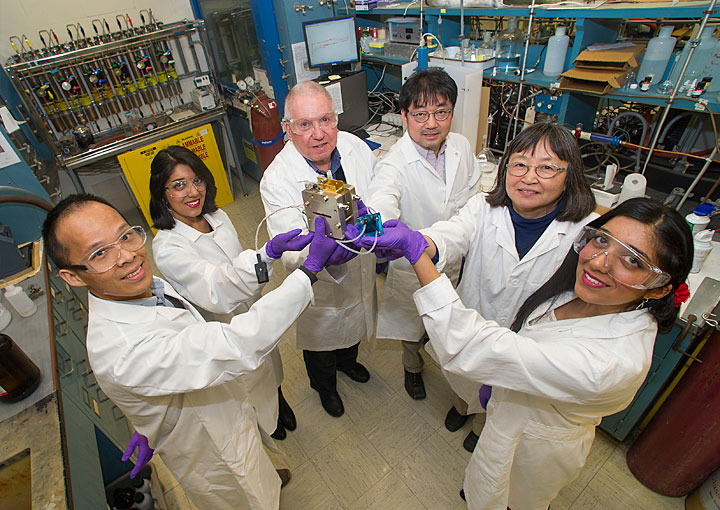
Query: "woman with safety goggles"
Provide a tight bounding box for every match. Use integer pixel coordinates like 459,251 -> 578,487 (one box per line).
352,197 -> 693,509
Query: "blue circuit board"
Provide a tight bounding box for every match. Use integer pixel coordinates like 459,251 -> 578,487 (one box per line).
357,213 -> 383,237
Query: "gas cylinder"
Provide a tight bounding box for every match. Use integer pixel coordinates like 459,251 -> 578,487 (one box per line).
250,91 -> 284,171
626,327 -> 720,496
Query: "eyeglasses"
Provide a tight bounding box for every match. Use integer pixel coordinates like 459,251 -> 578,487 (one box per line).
164,177 -> 206,198
573,226 -> 670,290
507,161 -> 567,179
64,226 -> 147,273
407,108 -> 453,123
284,112 -> 338,134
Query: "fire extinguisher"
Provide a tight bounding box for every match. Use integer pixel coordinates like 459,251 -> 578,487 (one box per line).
249,90 -> 284,171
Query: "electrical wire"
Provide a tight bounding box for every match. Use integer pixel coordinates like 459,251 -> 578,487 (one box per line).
254,204 -> 307,251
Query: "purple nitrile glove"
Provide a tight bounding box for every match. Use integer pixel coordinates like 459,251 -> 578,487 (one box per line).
327,242 -> 358,266
353,219 -> 429,265
266,228 -> 314,259
479,385 -> 492,411
376,260 -> 389,274
374,247 -> 405,261
303,217 -> 338,272
121,432 -> 154,479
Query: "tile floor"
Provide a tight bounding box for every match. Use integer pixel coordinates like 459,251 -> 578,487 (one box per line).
146,176 -> 686,510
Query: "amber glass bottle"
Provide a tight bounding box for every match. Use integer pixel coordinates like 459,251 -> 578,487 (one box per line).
0,333 -> 41,403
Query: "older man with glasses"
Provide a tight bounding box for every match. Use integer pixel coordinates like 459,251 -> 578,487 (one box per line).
260,81 -> 378,418
366,68 -> 481,401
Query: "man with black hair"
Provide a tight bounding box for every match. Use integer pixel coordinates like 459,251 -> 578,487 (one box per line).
42,193 -> 338,509
366,68 -> 481,400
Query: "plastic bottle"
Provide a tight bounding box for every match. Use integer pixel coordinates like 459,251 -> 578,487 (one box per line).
476,149 -> 499,192
685,203 -> 715,235
0,302 -> 10,331
0,333 -> 42,403
3,284 -> 37,317
497,18 -> 523,70
543,26 -> 570,78
668,26 -> 717,87
691,229 -> 714,273
637,26 -> 677,85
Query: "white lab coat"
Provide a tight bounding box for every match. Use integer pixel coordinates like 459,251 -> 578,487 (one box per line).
152,208 -> 283,434
260,131 -> 378,351
366,131 -> 481,341
414,275 -> 657,510
86,273 -> 314,510
422,194 -> 596,411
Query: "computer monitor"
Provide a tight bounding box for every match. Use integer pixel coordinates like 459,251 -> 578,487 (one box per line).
303,16 -> 359,71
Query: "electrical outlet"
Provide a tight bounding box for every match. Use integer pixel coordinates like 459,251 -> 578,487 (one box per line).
382,113 -> 403,127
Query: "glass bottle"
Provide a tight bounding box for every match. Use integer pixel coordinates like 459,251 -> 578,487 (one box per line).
0,333 -> 41,403
496,18 -> 523,71
479,31 -> 495,58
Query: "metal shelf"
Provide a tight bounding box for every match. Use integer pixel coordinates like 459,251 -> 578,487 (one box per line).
347,1 -> 718,19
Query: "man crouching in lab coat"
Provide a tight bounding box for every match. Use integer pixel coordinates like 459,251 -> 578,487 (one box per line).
260,81 -> 378,418
366,68 -> 481,400
42,194 -> 336,510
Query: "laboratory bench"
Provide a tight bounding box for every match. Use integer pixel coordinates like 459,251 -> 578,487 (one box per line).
0,264 -> 137,509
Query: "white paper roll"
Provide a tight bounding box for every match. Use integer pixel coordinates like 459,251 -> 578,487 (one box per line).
617,173 -> 647,205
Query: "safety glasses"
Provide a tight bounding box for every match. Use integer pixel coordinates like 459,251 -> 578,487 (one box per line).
164,177 -> 206,198
573,226 -> 671,290
64,226 -> 147,273
285,112 -> 338,134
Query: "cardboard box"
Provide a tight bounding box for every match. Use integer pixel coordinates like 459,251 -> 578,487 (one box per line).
559,44 -> 644,95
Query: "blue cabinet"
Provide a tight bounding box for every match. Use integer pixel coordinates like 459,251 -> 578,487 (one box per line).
599,323 -> 696,441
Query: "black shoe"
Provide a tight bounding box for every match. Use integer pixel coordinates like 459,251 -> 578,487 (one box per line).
338,363 -> 370,383
463,430 -> 479,453
445,406 -> 469,432
277,468 -> 292,488
404,370 -> 426,400
460,489 -> 465,501
319,391 -> 344,417
278,387 -> 296,431
271,418 -> 286,440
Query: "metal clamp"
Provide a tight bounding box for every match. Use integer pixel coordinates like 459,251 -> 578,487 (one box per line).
702,312 -> 719,330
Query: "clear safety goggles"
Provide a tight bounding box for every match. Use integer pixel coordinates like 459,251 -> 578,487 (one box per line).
65,226 -> 147,273
285,112 -> 338,134
573,226 -> 671,290
164,177 -> 206,198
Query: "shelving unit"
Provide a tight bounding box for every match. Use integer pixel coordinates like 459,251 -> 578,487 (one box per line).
349,1 -> 720,125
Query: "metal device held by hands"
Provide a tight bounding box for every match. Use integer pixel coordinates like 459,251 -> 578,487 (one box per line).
302,176 -> 359,240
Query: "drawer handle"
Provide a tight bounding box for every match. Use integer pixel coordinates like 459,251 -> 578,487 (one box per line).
76,359 -> 93,376
57,353 -> 74,377
53,318 -> 69,337
111,405 -> 127,422
67,296 -> 81,312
